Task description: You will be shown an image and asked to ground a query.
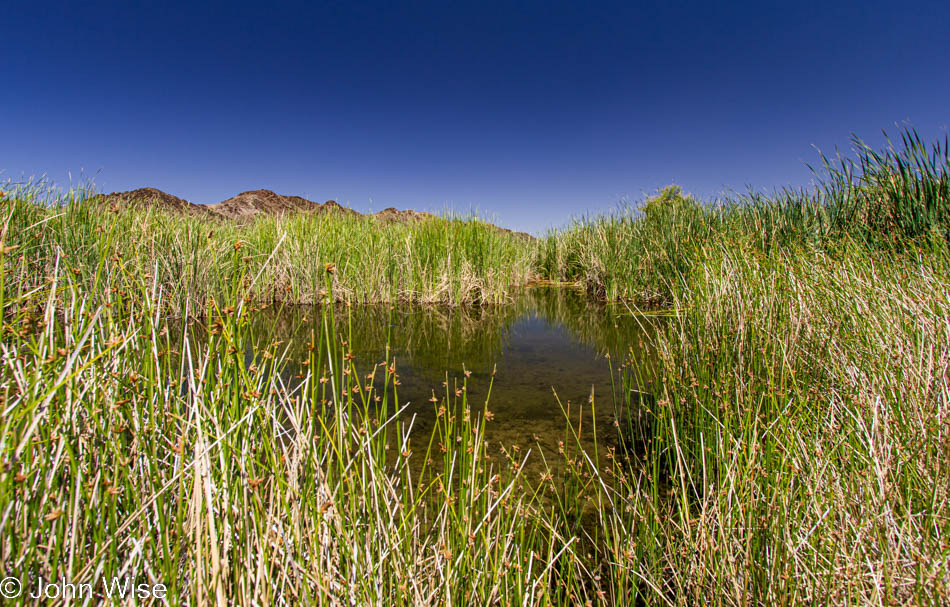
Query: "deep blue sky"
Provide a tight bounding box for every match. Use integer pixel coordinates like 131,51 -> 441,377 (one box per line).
3,1 -> 948,234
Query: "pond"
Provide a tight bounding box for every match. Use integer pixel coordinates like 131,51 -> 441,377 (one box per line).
225,286 -> 662,477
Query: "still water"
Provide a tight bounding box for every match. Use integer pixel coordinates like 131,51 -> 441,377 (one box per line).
234,286 -> 660,468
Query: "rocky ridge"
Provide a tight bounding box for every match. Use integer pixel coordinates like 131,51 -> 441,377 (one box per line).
95,187 -> 533,239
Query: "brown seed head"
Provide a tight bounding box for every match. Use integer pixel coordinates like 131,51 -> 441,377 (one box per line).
44,509 -> 63,521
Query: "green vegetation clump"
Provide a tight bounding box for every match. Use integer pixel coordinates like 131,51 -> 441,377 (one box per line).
2,187 -> 536,314
612,241 -> 950,604
539,128 -> 950,305
530,127 -> 950,603
535,185 -> 708,303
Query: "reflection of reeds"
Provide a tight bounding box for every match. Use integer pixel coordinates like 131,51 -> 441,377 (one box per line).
522,285 -> 662,358
177,288 -> 661,382
194,300 -> 528,376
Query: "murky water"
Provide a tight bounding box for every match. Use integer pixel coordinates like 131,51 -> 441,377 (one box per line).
230,286 -> 661,474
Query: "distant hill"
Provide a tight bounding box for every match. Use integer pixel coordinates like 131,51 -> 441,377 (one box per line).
95,187 -> 361,220
94,187 -> 532,239
96,187 -> 210,216
207,189 -> 359,219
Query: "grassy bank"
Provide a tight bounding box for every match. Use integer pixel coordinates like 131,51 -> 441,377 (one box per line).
614,241 -> 950,604
534,128 -> 950,603
1,128 -> 948,604
2,184 -> 536,314
537,129 -> 950,305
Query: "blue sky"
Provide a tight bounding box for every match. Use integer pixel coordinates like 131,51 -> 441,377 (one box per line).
3,1 -> 948,234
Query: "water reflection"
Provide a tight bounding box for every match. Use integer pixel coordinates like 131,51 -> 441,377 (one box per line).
223,287 -> 660,466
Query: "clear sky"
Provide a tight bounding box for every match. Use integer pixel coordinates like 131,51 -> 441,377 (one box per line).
3,1 -> 948,234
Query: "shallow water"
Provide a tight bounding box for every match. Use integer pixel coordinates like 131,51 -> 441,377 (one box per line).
238,286 -> 661,474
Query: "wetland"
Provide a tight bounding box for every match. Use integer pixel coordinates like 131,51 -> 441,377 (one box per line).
2,130 -> 948,604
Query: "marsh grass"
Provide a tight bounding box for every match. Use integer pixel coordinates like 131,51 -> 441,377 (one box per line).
535,185 -> 709,305
2,184 -> 536,316
534,129 -> 950,603
0,238 -> 574,604
611,241 -> 950,604
1,128 -> 948,605
5,214 -> 944,606
539,127 -> 950,305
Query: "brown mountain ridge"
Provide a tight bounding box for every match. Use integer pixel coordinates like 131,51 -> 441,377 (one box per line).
94,187 -> 532,239
97,187 -> 385,220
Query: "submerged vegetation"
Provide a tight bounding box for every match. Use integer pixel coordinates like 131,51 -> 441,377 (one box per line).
1,128 -> 948,604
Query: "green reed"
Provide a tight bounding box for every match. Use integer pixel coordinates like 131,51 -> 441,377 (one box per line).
1,127 -> 948,605
538,127 -> 950,306
0,212 -> 605,604
614,240 -> 950,604
1,184 -> 537,316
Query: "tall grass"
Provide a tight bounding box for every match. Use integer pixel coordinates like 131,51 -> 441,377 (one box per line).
533,128 -> 950,603
0,232 -> 580,604
539,127 -> 950,304
607,241 -> 950,604
1,127 -> 948,604
2,183 -> 537,315
4,213 -> 946,604
535,185 -> 709,304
